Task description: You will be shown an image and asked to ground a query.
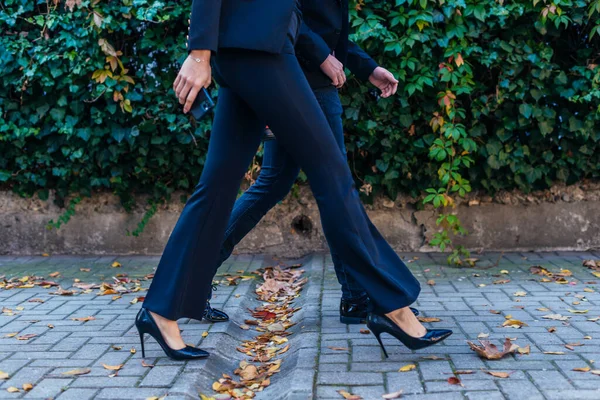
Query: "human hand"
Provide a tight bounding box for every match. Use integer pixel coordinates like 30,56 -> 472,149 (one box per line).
368,67 -> 399,98
174,50 -> 212,113
320,54 -> 346,88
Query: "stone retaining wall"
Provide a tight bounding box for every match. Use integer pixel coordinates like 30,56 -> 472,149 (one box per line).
1,183 -> 599,255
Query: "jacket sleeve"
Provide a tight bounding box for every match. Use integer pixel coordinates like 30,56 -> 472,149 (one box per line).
346,40 -> 378,82
295,22 -> 331,71
187,0 -> 222,53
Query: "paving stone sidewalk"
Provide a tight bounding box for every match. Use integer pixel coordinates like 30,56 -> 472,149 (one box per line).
1,252 -> 600,400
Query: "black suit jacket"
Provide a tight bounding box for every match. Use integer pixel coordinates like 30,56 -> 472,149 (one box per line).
296,0 -> 378,88
187,0 -> 296,54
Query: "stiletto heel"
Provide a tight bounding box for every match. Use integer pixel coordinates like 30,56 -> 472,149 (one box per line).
366,312 -> 453,352
372,330 -> 389,358
139,331 -> 146,358
135,308 -> 209,360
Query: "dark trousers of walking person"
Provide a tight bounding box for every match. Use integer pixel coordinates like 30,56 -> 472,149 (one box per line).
213,86 -> 367,302
142,34 -> 421,322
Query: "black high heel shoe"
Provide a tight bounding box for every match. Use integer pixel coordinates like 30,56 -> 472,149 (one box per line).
366,313 -> 452,358
135,308 -> 209,360
203,300 -> 229,323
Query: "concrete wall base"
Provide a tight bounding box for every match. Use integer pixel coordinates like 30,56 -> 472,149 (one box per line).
1,184 -> 599,255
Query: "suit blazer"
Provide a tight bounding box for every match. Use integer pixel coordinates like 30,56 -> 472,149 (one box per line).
187,0 -> 296,54
296,0 -> 378,88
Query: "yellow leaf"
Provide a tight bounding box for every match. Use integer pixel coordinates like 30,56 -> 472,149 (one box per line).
102,364 -> 123,371
573,367 -> 591,372
455,53 -> 464,67
567,309 -> 589,314
62,368 -> 91,376
112,261 -> 122,268
202,331 -> 209,338
592,272 -> 600,278
513,291 -> 527,297
399,364 -> 416,372
543,351 -> 565,355
6,387 -> 19,393
500,270 -> 509,274
502,319 -> 528,328
0,370 -> 9,380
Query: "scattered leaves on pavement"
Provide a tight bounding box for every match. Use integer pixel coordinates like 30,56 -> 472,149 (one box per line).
483,370 -> 511,378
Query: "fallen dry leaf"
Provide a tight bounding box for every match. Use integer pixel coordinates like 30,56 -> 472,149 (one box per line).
467,339 -> 518,360
142,360 -> 154,368
6,387 -> 19,393
502,319 -> 528,329
455,370 -> 475,374
447,376 -> 463,386
112,261 -> 122,268
0,371 -> 8,380
382,389 -> 403,399
484,370 -> 511,378
329,347 -> 349,351
49,271 -> 60,278
591,370 -> 600,376
427,279 -> 435,286
399,364 -> 416,372
573,367 -> 591,372
489,310 -> 501,314
338,390 -> 362,400
543,351 -> 565,355
62,368 -> 91,376
418,317 -> 441,323
567,309 -> 589,314
513,291 -> 527,297
478,332 -> 489,339
359,329 -> 370,334
202,331 -> 209,338
517,345 -> 531,355
17,334 -> 37,340
22,383 -> 33,391
72,316 -> 95,322
102,364 -> 123,371
421,355 -> 446,360
542,314 -> 570,321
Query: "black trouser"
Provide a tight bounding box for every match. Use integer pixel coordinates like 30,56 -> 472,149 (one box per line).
143,16 -> 421,321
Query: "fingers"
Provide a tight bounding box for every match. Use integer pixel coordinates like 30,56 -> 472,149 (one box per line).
178,79 -> 194,105
173,74 -> 181,92
183,86 -> 201,114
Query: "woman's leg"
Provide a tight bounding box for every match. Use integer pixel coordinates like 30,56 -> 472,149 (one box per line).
312,86 -> 368,302
213,46 -> 422,328
143,86 -> 265,344
217,139 -> 300,264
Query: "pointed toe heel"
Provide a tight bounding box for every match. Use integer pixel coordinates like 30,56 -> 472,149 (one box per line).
135,308 -> 209,360
366,312 -> 453,355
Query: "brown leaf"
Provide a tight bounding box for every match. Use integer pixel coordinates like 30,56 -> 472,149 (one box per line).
359,329 -> 370,334
141,360 -> 154,368
420,355 -> 447,360
455,370 -> 475,374
427,279 -> 435,286
239,364 -> 258,381
49,271 -> 60,278
102,364 -> 123,371
418,317 -> 441,323
467,339 -> 518,360
28,298 -> 45,303
484,370 -> 511,378
329,347 -> 349,351
489,310 -> 501,314
71,316 -> 96,322
447,376 -> 463,386
22,383 -> 33,391
547,327 -> 557,333
337,390 -> 362,400
62,368 -> 91,376
517,345 -> 531,355
543,351 -> 565,355
17,334 -> 37,340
